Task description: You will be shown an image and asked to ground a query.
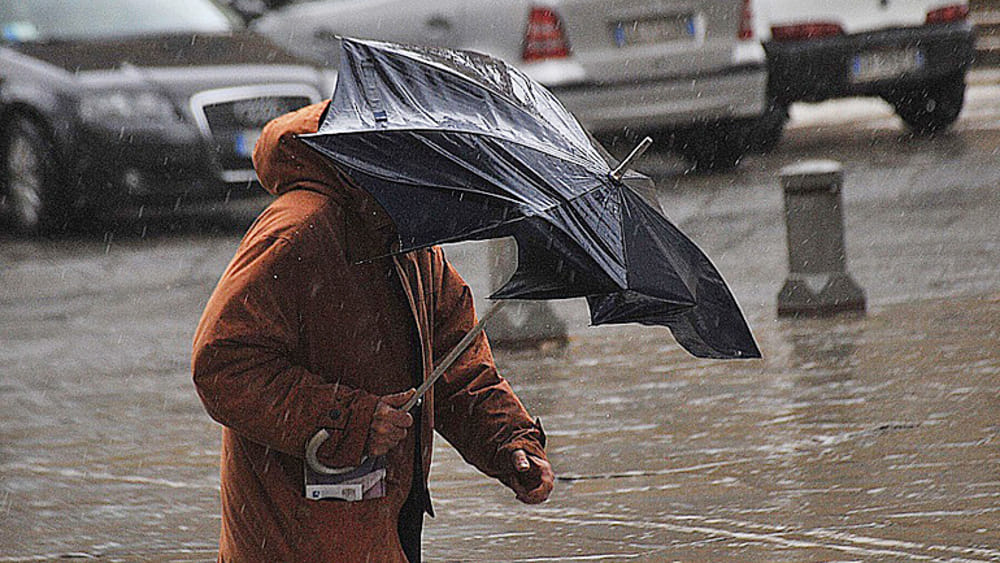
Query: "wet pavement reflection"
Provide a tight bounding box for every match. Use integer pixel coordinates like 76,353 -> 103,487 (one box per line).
425,297 -> 1000,562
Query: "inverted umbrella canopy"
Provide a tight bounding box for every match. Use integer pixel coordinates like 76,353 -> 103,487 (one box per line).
300,37 -> 759,360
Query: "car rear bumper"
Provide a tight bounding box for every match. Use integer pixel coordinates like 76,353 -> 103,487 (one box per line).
766,22 -> 975,104
550,63 -> 767,135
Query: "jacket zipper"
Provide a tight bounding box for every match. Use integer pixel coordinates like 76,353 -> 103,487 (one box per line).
392,254 -> 436,516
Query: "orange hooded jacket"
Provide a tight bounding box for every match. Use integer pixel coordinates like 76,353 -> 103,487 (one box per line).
192,101 -> 547,562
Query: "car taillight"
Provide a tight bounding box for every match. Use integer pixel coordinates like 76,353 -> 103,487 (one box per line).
739,0 -> 754,40
926,4 -> 969,24
770,22 -> 844,42
522,6 -> 570,62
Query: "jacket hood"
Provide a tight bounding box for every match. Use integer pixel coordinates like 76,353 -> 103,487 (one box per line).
253,100 -> 342,199
253,101 -> 396,249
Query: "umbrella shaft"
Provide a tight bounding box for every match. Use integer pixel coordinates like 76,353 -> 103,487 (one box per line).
403,300 -> 506,412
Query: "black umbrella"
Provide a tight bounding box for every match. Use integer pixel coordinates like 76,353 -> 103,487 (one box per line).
299,37 -> 759,361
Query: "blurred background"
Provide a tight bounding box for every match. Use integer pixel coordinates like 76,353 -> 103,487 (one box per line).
2,1 -> 999,561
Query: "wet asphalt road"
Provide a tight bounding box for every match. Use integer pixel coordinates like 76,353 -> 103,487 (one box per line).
2,81 -> 999,561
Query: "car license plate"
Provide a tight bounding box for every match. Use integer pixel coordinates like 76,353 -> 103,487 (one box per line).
850,48 -> 924,84
612,14 -> 695,48
234,129 -> 261,159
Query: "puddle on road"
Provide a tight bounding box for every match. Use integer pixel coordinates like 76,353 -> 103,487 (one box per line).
2,294 -> 998,561
425,296 -> 1000,562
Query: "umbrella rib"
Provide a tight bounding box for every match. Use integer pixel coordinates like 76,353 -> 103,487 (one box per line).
396,129 -> 616,213
339,139 -> 626,224
426,215 -> 528,246
307,125 -> 604,173
362,216 -> 529,261
305,129 -> 616,208
616,184 -> 631,289
330,157 -> 532,207
589,182 -> 629,272
532,181 -> 617,216
304,136 -> 529,205
409,131 -> 563,206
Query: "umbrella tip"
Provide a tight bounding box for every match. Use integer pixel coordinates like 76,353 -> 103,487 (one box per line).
610,136 -> 653,181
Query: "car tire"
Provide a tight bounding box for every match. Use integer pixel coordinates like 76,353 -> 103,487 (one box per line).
673,120 -> 750,172
885,72 -> 966,136
747,100 -> 788,154
1,114 -> 66,234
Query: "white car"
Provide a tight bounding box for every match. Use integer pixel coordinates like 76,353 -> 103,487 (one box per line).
249,0 -> 769,171
747,0 -> 975,150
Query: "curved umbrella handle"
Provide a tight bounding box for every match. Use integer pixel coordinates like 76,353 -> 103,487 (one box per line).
304,301 -> 506,475
305,429 -> 366,475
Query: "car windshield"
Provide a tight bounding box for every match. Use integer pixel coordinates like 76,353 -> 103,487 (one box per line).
0,0 -> 241,43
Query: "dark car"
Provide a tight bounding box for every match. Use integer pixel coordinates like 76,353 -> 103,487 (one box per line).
0,0 -> 330,233
746,0 -> 976,151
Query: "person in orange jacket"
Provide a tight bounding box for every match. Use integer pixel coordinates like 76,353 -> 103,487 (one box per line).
192,101 -> 553,562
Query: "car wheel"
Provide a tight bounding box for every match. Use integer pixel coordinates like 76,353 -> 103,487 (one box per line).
886,72 -> 966,136
1,115 -> 65,234
673,120 -> 750,172
747,100 -> 788,154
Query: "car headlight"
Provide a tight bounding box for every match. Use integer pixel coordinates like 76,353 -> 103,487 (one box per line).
79,90 -> 180,126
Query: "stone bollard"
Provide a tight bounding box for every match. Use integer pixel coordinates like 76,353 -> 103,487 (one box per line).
485,238 -> 569,349
777,160 -> 866,317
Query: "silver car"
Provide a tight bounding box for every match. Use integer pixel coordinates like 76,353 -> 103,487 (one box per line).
251,0 -> 768,171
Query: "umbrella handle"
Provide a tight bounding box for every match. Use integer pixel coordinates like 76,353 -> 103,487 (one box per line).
304,301 -> 506,475
305,429 -> 366,475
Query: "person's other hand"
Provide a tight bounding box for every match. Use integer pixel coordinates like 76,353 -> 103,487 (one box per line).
366,389 -> 415,457
510,449 -> 554,504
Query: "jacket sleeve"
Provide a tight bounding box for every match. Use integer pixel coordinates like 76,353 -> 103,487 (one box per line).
429,248 -> 547,488
191,232 -> 379,469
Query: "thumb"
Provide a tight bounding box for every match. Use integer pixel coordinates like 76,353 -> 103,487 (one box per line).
512,449 -> 531,472
382,388 -> 417,409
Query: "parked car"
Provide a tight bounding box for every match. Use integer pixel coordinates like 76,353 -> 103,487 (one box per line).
746,0 -> 975,151
0,0 -> 332,233
247,0 -> 768,171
